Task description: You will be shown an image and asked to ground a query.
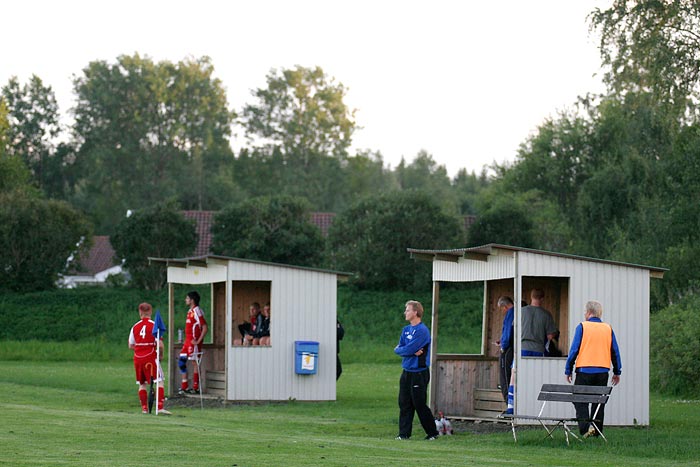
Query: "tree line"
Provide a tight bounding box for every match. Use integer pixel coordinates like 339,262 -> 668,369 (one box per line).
3,1 -> 700,311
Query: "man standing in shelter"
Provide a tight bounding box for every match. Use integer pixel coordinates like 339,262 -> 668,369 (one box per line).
128,302 -> 171,415
179,291 -> 208,394
497,296 -> 514,403
394,300 -> 440,441
565,300 -> 621,437
504,288 -> 557,415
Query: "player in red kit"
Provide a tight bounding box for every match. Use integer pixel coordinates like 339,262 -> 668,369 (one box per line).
178,291 -> 208,394
128,302 -> 171,415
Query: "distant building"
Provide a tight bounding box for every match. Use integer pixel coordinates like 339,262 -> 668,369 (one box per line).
58,236 -> 123,288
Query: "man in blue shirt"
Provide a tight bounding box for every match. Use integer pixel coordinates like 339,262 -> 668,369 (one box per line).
394,300 -> 440,441
497,296 -> 514,403
565,300 -> 622,437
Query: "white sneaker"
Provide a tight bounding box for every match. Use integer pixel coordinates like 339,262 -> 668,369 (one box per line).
157,409 -> 172,415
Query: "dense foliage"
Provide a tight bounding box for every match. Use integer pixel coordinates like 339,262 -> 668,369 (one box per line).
328,190 -> 464,290
650,295 -> 700,395
210,195 -> 325,267
69,54 -> 236,233
111,201 -> 197,290
0,190 -> 90,292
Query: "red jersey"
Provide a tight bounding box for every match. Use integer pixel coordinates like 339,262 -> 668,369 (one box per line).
129,317 -> 157,361
185,306 -> 207,342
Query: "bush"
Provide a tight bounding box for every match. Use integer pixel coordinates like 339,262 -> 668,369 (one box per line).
650,296 -> 700,395
0,190 -> 91,292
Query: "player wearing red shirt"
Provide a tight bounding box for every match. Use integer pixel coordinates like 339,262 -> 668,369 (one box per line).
128,302 -> 170,414
178,291 -> 208,394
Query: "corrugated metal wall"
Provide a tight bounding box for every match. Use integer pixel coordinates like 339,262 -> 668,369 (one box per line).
225,261 -> 337,401
433,254 -> 514,282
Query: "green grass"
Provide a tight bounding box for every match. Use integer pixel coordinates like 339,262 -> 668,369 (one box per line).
2,357 -> 700,467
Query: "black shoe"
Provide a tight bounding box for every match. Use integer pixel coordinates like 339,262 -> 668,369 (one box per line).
185,388 -> 198,394
425,434 -> 439,441
394,435 -> 410,440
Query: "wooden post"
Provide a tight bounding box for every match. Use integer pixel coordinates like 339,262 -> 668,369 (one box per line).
429,280 -> 440,411
168,282 -> 175,396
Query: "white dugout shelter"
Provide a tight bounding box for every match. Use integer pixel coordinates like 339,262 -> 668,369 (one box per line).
149,255 -> 348,402
407,244 -> 666,426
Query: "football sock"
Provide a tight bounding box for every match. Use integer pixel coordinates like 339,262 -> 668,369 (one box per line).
139,389 -> 148,411
507,385 -> 514,410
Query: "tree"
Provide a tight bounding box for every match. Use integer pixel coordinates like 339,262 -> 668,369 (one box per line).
1,75 -> 63,194
395,150 -> 459,215
590,0 -> 700,115
111,201 -> 197,290
71,54 -> 236,233
0,98 -> 9,158
327,191 -> 463,290
466,202 -> 535,248
210,195 -> 325,267
0,155 -> 34,194
452,168 -> 490,215
650,296 -> 700,395
0,191 -> 91,292
241,65 -> 357,161
498,111 -> 595,219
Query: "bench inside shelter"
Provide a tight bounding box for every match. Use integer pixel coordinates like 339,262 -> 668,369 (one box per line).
506,384 -> 613,444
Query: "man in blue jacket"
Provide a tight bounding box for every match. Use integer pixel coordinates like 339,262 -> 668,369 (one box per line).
394,300 -> 440,441
565,300 -> 622,437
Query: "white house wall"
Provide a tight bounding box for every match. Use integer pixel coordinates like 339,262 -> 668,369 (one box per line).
226,261 -> 337,401
515,252 -> 649,426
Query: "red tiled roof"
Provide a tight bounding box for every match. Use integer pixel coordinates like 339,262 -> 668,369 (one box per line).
76,235 -> 117,275
309,212 -> 336,237
182,210 -> 216,256
464,215 -> 477,230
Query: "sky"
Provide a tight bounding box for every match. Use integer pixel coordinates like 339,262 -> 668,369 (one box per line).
1,0 -> 611,177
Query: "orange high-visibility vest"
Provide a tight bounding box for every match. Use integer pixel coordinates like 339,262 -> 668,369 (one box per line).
576,321 -> 612,369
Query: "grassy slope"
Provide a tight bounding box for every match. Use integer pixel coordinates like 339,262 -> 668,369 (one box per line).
2,360 -> 699,467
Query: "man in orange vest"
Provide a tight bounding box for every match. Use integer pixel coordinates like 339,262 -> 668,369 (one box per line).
565,300 -> 621,437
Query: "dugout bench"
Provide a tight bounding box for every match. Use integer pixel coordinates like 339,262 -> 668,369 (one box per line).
504,384 -> 613,445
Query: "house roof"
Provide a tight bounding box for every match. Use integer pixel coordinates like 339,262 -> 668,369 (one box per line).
407,243 -> 667,276
182,210 -> 216,256
75,235 -> 118,275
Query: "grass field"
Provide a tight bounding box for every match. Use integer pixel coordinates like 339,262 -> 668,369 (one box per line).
2,359 -> 700,467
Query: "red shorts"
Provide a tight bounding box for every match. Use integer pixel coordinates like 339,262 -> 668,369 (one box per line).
180,340 -> 202,360
134,357 -> 158,385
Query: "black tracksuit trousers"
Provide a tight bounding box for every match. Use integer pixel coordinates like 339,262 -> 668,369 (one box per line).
398,369 -> 439,438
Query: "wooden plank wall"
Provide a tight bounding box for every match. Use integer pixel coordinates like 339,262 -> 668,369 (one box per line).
433,356 -> 499,417
231,280 -> 271,345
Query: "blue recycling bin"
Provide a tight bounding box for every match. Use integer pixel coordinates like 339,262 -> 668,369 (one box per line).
295,341 -> 319,375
